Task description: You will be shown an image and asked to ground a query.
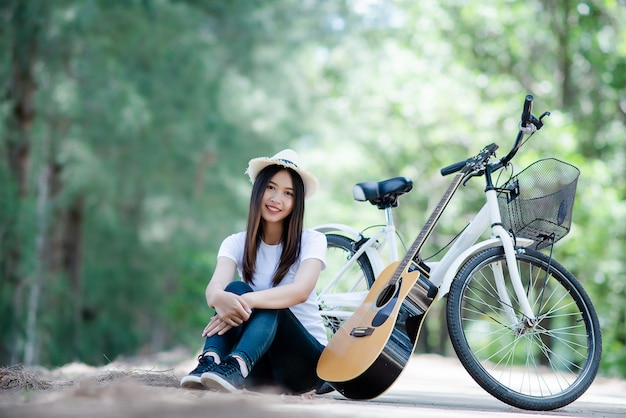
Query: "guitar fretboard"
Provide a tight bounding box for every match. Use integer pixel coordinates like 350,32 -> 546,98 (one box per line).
388,171 -> 467,286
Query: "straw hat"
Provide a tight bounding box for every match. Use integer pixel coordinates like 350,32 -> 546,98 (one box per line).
245,149 -> 318,198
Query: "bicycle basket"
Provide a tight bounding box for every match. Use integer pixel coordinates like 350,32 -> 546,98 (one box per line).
497,158 -> 580,250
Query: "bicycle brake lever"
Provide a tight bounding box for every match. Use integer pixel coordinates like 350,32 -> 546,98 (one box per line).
462,171 -> 483,186
519,111 -> 550,135
539,111 -> 551,122
528,111 -> 550,131
529,115 -> 543,130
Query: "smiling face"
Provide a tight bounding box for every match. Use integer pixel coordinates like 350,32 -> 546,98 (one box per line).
245,164 -> 305,248
261,169 -> 295,225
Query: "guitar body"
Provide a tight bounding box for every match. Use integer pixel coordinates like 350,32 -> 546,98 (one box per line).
317,261 -> 438,399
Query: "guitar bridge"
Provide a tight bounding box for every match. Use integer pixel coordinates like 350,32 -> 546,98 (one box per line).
350,327 -> 375,337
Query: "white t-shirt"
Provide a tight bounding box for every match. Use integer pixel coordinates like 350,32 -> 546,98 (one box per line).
217,228 -> 328,345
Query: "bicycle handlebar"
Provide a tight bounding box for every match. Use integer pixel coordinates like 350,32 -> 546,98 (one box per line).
441,95 -> 545,177
521,94 -> 533,127
499,95 -> 533,167
440,159 -> 471,176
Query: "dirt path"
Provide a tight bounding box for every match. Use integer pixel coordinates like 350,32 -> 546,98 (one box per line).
1,349 -> 625,418
0,347 -> 328,418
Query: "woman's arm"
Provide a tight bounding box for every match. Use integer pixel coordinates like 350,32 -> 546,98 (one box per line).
205,257 -> 252,327
241,258 -> 323,310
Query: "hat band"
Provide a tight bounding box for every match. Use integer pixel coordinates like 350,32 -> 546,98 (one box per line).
278,158 -> 298,167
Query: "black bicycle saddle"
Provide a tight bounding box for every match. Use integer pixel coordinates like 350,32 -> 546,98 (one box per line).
353,176 -> 413,209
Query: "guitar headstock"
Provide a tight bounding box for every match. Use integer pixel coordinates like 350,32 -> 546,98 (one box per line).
464,143 -> 499,174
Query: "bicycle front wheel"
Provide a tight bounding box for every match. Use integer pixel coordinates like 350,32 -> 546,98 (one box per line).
317,234 -> 376,335
446,247 -> 602,411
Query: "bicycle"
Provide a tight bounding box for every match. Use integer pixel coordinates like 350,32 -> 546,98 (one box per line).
314,95 -> 602,411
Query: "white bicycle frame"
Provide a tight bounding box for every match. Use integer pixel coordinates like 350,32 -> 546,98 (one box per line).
315,180 -> 538,328
314,206 -> 399,317
431,188 -> 537,324
314,206 -> 399,278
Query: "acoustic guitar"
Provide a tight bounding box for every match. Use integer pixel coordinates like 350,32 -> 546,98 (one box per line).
316,148 -> 489,399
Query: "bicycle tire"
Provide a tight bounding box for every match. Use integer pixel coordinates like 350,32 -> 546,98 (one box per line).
446,247 -> 602,411
317,234 -> 376,335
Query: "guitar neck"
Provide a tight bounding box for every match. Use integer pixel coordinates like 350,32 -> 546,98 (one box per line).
391,172 -> 467,283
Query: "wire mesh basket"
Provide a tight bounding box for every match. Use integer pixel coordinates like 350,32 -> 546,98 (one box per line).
497,158 -> 580,250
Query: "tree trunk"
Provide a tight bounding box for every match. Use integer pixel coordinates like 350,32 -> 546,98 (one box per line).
544,0 -> 574,108
64,197 -> 85,359
24,154 -> 52,365
1,0 -> 44,365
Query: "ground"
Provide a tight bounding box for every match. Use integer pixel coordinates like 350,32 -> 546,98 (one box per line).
1,348 -> 625,418
0,347 -> 332,418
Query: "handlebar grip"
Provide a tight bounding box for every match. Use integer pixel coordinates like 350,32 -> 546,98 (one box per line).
440,159 -> 469,176
521,94 -> 533,125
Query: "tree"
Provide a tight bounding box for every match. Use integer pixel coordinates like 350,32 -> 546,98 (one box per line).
0,0 -> 50,365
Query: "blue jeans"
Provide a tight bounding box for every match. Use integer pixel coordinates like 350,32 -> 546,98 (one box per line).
202,281 -> 325,393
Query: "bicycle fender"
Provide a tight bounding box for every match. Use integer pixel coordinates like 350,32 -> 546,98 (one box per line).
313,223 -> 386,275
313,223 -> 363,241
435,237 -> 534,300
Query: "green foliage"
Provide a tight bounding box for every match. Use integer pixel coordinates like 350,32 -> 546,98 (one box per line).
1,0 -> 625,379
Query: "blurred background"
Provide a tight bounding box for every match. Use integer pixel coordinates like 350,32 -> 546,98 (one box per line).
1,0 -> 625,380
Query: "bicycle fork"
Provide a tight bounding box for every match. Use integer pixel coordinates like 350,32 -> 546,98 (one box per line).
487,190 -> 537,331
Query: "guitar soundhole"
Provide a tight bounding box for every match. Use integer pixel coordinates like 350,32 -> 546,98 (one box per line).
376,284 -> 397,308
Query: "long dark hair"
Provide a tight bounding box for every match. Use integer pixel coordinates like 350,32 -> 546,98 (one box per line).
242,164 -> 306,286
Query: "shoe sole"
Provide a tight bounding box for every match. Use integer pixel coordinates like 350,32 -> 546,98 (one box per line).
200,372 -> 242,393
180,375 -> 205,390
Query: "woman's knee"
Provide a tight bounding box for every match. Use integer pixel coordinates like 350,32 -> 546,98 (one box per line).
225,281 -> 253,295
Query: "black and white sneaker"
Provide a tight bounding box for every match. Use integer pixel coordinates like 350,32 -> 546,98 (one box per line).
200,356 -> 245,393
180,353 -> 217,389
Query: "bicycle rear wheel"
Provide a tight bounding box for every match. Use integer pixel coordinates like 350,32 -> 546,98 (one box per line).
446,247 -> 602,411
317,234 -> 375,336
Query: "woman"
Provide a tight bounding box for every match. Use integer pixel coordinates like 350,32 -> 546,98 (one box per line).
180,149 -> 327,394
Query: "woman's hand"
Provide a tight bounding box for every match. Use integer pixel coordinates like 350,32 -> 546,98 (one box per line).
203,290 -> 252,337
202,315 -> 233,337
213,289 -> 252,322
